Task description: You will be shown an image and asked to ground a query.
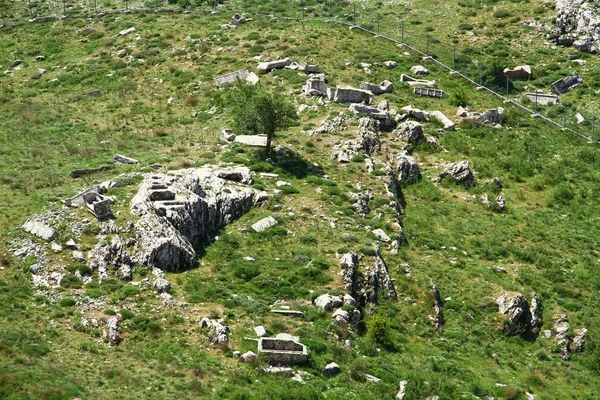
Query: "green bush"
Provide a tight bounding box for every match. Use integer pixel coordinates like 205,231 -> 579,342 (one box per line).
119,309 -> 135,320
232,262 -> 260,281
366,314 -> 393,347
60,274 -> 82,289
59,297 -> 77,307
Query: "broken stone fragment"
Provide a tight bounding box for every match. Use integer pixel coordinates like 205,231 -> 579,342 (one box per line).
313,294 -> 343,311
372,228 -> 391,243
114,154 -> 139,164
410,65 -> 429,75
251,216 -> 278,232
439,161 -> 474,186
22,220 -> 57,242
322,362 -> 341,377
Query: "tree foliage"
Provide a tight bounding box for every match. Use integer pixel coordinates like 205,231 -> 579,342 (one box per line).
223,80 -> 299,154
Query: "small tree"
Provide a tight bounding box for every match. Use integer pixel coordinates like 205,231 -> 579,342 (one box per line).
224,80 -> 298,155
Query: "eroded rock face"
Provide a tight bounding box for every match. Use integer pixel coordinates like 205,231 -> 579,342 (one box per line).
430,281 -> 444,330
200,317 -> 230,344
89,235 -> 132,282
105,314 -> 123,346
496,292 -> 542,335
130,166 -> 262,271
395,121 -> 425,144
396,152 -> 421,185
314,294 -> 343,311
556,0 -> 600,53
331,117 -> 381,163
339,253 -> 360,296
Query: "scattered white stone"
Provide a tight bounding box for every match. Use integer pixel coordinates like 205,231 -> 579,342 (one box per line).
254,325 -> 266,337
372,228 -> 391,243
276,180 -> 291,187
51,242 -> 62,252
322,362 -> 340,377
22,220 -> 57,242
251,216 -> 278,232
397,380 -> 408,399
240,351 -> 258,363
119,27 -> 136,36
72,250 -> 86,262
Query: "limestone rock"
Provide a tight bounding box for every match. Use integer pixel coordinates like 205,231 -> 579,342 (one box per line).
396,152 -> 421,184
497,293 -> 537,334
220,129 -> 236,142
359,80 -> 393,95
154,277 -> 171,293
556,0 -> 600,53
496,195 -> 506,212
395,121 -> 425,144
114,154 -> 138,164
372,228 -> 391,243
551,72 -> 583,94
89,236 -> 132,281
214,69 -> 259,86
105,314 -> 123,346
119,27 -> 136,36
349,191 -> 373,216
252,216 -> 278,232
430,281 -> 444,329
331,117 -> 380,162
572,328 -> 587,353
503,65 -> 532,80
397,380 -> 408,399
257,58 -> 293,73
322,362 -> 341,377
230,13 -> 246,25
303,74 -> 327,96
327,86 -> 374,105
383,61 -> 398,69
339,253 -> 359,296
200,317 -> 230,344
410,65 -> 429,75
314,294 -> 343,311
254,325 -> 266,337
439,161 -> 474,186
22,220 -> 57,242
240,351 -> 258,363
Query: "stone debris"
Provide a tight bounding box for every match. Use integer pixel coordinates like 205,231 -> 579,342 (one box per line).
89,235 -> 132,282
303,74 -> 328,96
270,309 -> 305,317
551,72 -> 583,94
327,86 -> 374,105
214,69 -> 259,86
503,65 -> 532,80
439,161 -> 474,186
258,333 -> 308,365
313,294 -> 343,311
348,103 -> 390,120
72,250 -> 86,262
119,27 -> 136,36
82,191 -> 114,220
200,317 -> 230,344
384,61 -> 398,69
400,74 -> 436,87
349,191 -> 373,216
495,195 -> 506,212
428,110 -> 455,130
254,325 -> 266,337
525,92 -> 558,106
22,220 -> 57,242
331,117 -> 380,163
554,314 -> 571,359
220,128 -> 236,142
395,121 -> 425,144
251,216 -> 278,232
572,328 -> 587,353
339,253 -> 359,297
457,107 -> 504,126
359,80 -> 393,95
365,374 -> 381,383
576,113 -> 585,124
410,65 -> 429,75
114,154 -> 138,164
322,362 -> 341,377
556,0 -> 600,53
310,112 -> 349,135
257,57 -> 293,73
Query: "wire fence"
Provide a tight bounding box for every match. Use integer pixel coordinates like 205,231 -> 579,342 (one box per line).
1,0 -> 598,144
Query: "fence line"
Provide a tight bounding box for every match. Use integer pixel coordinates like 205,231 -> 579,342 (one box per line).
0,3 -> 597,145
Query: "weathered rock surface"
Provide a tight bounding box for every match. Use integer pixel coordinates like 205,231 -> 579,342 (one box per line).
22,220 -> 57,242
372,228 -> 391,243
339,253 -> 359,296
439,161 -> 474,186
114,154 -> 138,164
327,86 -> 374,105
556,0 -> 600,53
200,317 -> 230,344
252,216 -> 278,232
396,152 -> 421,184
314,294 -> 343,311
497,292 -> 542,335
214,69 -> 259,86
503,65 -> 532,80
395,121 -> 425,144
551,72 -> 583,94
257,57 -> 293,73
104,314 -> 123,346
430,281 -> 444,329
359,80 -> 393,95
309,112 -> 349,135
331,117 -> 380,163
410,65 -> 429,75
349,191 -> 373,216
131,166 -> 262,271
240,351 -> 258,363
397,380 -> 408,399
303,74 -> 328,96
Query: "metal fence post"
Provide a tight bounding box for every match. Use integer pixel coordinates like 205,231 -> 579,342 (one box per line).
563,104 -> 567,128
506,76 -> 509,99
302,0 -> 305,21
353,4 -> 356,26
329,0 -> 332,19
534,92 -> 538,114
401,20 -> 404,42
593,116 -> 596,140
426,34 -> 429,56
377,13 -> 380,35
273,0 -> 276,16
479,64 -> 483,86
452,48 -> 456,71
94,0 -> 97,13
63,0 -> 66,15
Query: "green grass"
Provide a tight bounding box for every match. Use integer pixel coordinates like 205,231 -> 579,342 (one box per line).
0,3 -> 599,399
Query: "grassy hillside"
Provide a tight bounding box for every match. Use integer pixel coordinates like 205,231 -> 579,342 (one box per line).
1,2 -> 600,399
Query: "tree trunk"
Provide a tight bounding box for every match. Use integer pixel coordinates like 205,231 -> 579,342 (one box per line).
265,131 -> 273,156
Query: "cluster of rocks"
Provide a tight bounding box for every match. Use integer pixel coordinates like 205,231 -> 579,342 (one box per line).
339,251 -> 397,309
438,161 -> 474,186
313,293 -> 361,329
200,317 -> 230,344
496,292 -> 542,335
214,69 -> 260,86
551,314 -> 587,360
397,105 -> 455,131
556,0 -> 600,53
457,106 -> 505,128
257,57 -> 319,74
349,191 -> 373,216
331,117 -> 381,163
480,193 -> 506,212
309,112 -> 349,135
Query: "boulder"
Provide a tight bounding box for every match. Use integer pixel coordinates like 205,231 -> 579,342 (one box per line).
572,328 -> 587,353
396,152 -> 421,184
503,65 -> 532,80
496,292 -> 543,335
89,236 -> 132,281
410,65 -> 429,75
397,380 -> 408,399
439,161 -> 474,186
254,325 -> 266,337
220,128 -> 236,142
395,121 -> 425,144
495,195 -> 506,212
234,135 -> 268,147
240,351 -> 258,363
476,108 -> 505,125
430,281 -> 444,329
331,117 -> 380,162
428,110 -> 455,130
200,317 -> 230,344
119,27 -> 136,36
105,314 -> 123,346
556,0 -> 600,53
332,308 -> 350,325
339,253 -> 359,296
154,277 -> 171,293
322,362 -> 341,377
349,191 -> 373,216
348,103 -> 389,120
251,216 -> 278,232
372,228 -> 391,243
383,61 -> 398,69
230,13 -> 246,25
551,72 -> 583,94
214,69 -> 259,86
314,294 -> 343,311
